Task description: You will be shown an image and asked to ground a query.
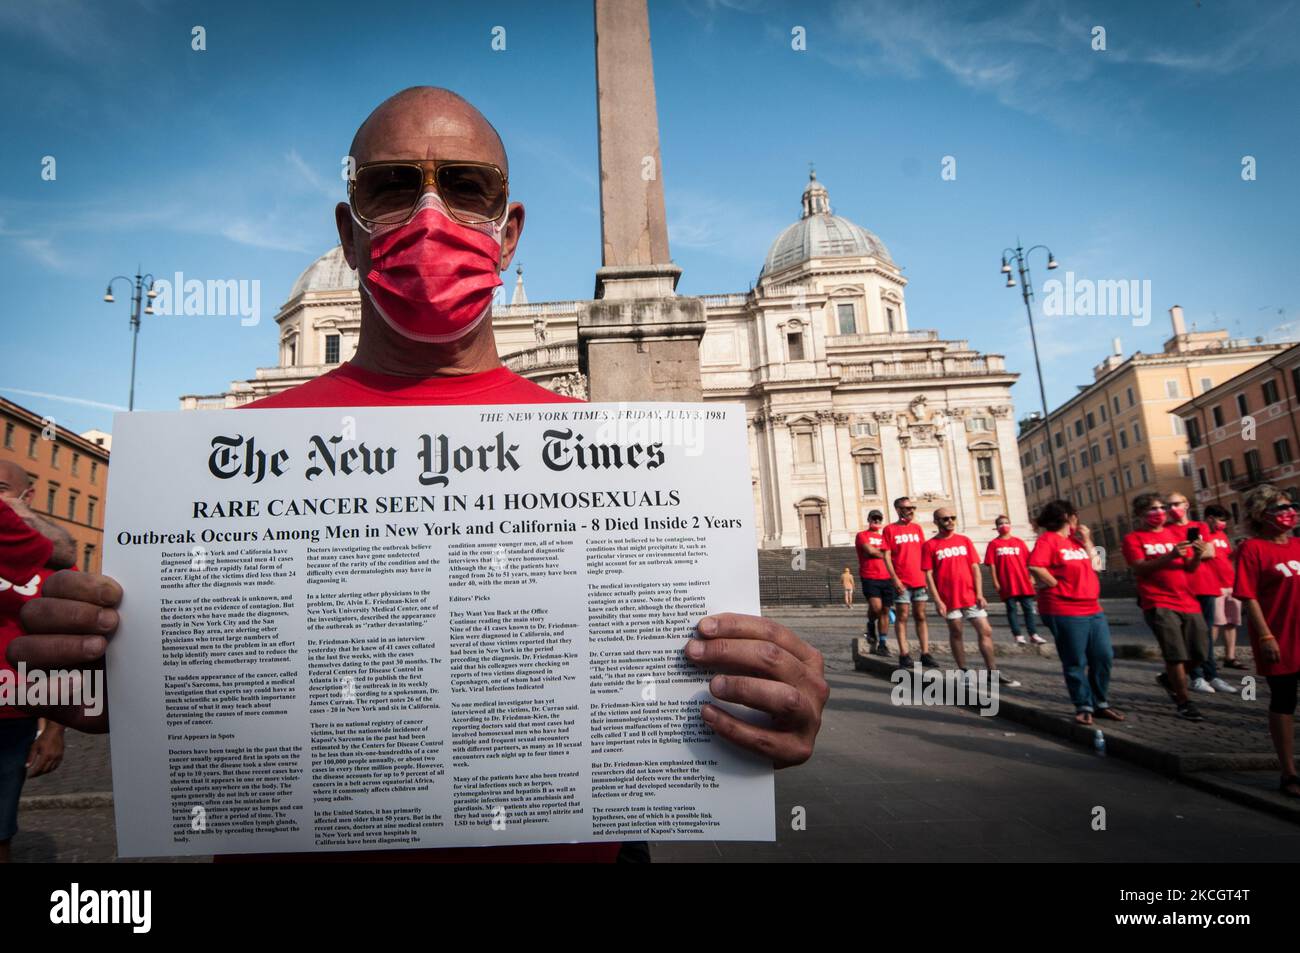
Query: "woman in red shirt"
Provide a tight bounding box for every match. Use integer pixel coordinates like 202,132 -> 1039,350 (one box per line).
1232,484 -> 1300,798
1028,500 -> 1123,726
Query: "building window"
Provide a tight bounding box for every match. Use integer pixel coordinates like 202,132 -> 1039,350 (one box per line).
1100,404 -> 1108,422
1105,435 -> 1115,456
1124,468 -> 1133,488
795,430 -> 816,463
1111,473 -> 1120,494
28,433 -> 38,458
71,452 -> 80,476
1118,429 -> 1128,450
67,491 -> 78,522
1086,412 -> 1095,430
1245,449 -> 1263,481
2,422 -> 12,450
851,421 -> 878,437
324,334 -> 341,365
1219,458 -> 1235,483
786,331 -> 805,361
1236,393 -> 1249,416
82,544 -> 94,573
1230,501 -> 1240,523
1132,422 -> 1141,443
1139,460 -> 1149,482
1179,455 -> 1192,478
1274,438 -> 1293,465
1200,377 -> 1213,393
886,307 -> 896,332
1164,379 -> 1180,398
1185,417 -> 1201,447
1113,396 -> 1121,414
976,456 -> 996,491
836,302 -> 855,335
1263,378 -> 1280,405
87,497 -> 98,527
1074,419 -> 1084,437
1085,483 -> 1094,503
1127,387 -> 1135,407
1054,432 -> 1064,449
1172,416 -> 1185,436
1211,405 -> 1224,428
1198,467 -> 1208,490
1079,451 -> 1089,470
966,416 -> 994,433
1097,478 -> 1106,499
288,341 -> 297,366
1058,461 -> 1069,478
1293,367 -> 1300,404
1090,443 -> 1101,463
46,483 -> 57,513
858,459 -> 878,495
50,445 -> 60,468
90,461 -> 99,484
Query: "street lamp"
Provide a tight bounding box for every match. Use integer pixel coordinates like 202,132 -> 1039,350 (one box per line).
104,269 -> 158,412
1001,241 -> 1059,492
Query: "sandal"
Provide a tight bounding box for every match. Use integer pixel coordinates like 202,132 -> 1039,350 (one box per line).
1096,707 -> 1127,722
1223,659 -> 1247,670
1074,711 -> 1094,726
1281,776 -> 1300,799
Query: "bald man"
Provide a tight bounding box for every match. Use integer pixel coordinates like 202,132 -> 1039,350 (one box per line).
12,87 -> 829,862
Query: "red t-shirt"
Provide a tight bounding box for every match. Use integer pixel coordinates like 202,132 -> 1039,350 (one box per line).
1168,521 -> 1222,598
1028,531 -> 1100,616
854,529 -> 889,580
921,533 -> 978,609
1233,536 -> 1300,677
232,361 -> 619,864
1122,528 -> 1199,613
1203,530 -> 1234,589
0,499 -> 57,720
983,535 -> 1034,599
882,521 -> 926,588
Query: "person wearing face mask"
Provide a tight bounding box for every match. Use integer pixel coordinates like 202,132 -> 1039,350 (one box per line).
1232,485 -> 1300,797
1122,493 -> 1208,722
1202,505 -> 1244,670
854,509 -> 892,656
1028,500 -> 1121,726
10,87 -> 830,864
983,515 -> 1045,647
1164,493 -> 1234,695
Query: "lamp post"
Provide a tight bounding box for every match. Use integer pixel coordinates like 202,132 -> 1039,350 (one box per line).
103,269 -> 158,411
1001,242 -> 1059,492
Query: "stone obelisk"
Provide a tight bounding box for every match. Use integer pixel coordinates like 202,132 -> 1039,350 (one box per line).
579,0 -> 706,402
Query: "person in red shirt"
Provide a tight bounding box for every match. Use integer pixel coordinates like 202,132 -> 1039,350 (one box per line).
1122,492 -> 1209,722
1028,499 -> 1122,726
1203,504 -> 1244,669
882,496 -> 935,669
1166,491 -> 1234,695
10,86 -> 829,864
0,470 -> 76,863
983,514 -> 1045,647
1232,485 -> 1300,797
854,509 -> 892,656
922,508 -> 1019,687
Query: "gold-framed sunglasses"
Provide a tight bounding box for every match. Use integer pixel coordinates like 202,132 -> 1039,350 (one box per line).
348,159 -> 509,227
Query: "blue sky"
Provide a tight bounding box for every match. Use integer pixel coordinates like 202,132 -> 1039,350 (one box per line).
2,0 -> 1297,435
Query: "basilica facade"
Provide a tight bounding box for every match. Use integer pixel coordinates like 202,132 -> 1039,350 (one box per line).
181,172 -> 1029,550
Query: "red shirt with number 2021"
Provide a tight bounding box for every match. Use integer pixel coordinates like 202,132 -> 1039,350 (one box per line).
1233,536 -> 1300,677
983,536 -> 1034,599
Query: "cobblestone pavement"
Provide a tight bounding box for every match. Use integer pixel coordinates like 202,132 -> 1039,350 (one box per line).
11,600 -> 1296,863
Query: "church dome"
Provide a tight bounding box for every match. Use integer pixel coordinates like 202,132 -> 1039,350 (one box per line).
761,171 -> 893,276
288,245 -> 358,299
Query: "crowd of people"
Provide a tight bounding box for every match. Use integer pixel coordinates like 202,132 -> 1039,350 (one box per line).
853,486 -> 1300,796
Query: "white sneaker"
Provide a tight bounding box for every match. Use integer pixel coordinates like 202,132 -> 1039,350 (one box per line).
995,672 -> 1022,688
1014,635 -> 1028,645
1190,676 -> 1216,694
1029,633 -> 1048,645
1209,677 -> 1237,694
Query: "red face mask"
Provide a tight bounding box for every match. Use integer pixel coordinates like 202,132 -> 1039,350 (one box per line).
358,192 -> 505,343
1270,510 -> 1298,530
1168,503 -> 1187,522
996,525 -> 1011,536
1143,510 -> 1167,529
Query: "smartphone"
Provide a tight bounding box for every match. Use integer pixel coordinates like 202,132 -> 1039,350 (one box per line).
1186,526 -> 1201,543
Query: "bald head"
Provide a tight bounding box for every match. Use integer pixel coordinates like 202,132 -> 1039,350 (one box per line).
0,459 -> 33,503
349,86 -> 508,174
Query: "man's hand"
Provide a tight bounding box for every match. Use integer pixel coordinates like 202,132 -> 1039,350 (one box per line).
684,613 -> 828,769
1261,637 -> 1282,665
11,570 -> 121,733
26,721 -> 64,778
892,578 -> 905,595
976,594 -> 988,610
935,601 -> 948,617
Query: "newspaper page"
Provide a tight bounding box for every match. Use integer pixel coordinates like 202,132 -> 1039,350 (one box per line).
101,402 -> 773,856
